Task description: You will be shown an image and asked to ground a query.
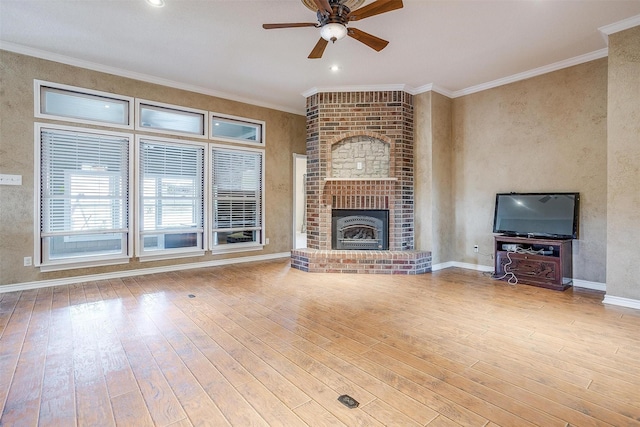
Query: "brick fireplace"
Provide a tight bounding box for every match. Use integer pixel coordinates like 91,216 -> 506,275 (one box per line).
291,90 -> 431,274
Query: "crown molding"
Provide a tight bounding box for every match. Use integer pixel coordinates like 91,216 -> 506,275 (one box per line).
301,84 -> 410,98
450,48 -> 609,98
599,13 -> 640,40
0,40 -> 614,112
412,83 -> 455,98
302,83 -> 455,99
301,47 -> 608,101
0,41 -> 304,116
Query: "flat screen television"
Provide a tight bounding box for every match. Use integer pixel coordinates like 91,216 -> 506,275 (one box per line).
493,192 -> 579,239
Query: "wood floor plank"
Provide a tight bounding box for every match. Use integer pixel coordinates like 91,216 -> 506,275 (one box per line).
172,297 -> 313,410
118,318 -> 189,426
471,360 -> 640,426
235,379 -> 307,426
359,399 -> 425,427
111,390 -> 155,427
0,288 -> 51,426
143,335 -> 231,427
0,291 -> 20,339
362,344 -> 546,427
1,263 -> 640,426
291,339 -> 440,426
293,400 -> 348,426
70,286 -> 116,427
425,415 -> 466,426
39,286 -> 75,427
129,306 -> 268,426
93,297 -> 139,399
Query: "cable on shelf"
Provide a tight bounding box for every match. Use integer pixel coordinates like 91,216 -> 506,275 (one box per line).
492,247 -> 548,286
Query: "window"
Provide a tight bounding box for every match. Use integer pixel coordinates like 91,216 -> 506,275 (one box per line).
34,81 -> 270,267
136,99 -> 207,137
210,146 -> 264,251
137,137 -> 205,259
35,80 -> 133,128
211,113 -> 264,145
37,125 -> 132,269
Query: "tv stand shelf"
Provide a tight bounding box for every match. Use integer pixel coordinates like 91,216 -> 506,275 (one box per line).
494,235 -> 573,291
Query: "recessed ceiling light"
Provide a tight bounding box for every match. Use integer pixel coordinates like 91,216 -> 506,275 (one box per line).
146,0 -> 165,7
330,65 -> 340,72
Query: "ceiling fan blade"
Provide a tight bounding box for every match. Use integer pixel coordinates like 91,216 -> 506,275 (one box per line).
347,27 -> 389,51
313,0 -> 333,14
348,0 -> 403,21
308,38 -> 329,59
263,23 -> 318,29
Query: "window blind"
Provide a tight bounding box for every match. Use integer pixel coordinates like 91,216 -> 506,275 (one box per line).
139,140 -> 204,233
211,148 -> 262,231
40,128 -> 129,236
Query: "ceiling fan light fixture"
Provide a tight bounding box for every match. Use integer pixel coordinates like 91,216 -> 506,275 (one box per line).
320,23 -> 348,42
146,0 -> 165,7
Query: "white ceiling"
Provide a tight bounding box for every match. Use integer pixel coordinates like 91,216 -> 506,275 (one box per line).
1,0 -> 639,115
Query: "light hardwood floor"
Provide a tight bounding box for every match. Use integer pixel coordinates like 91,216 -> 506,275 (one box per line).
1,260 -> 640,426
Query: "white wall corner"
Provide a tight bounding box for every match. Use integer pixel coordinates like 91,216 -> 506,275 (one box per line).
432,261 -> 493,273
412,83 -> 455,99
431,261 -> 455,271
602,295 -> 640,311
598,14 -> 640,42
572,278 -> 606,292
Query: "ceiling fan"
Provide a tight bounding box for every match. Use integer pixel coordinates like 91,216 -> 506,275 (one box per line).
262,0 -> 403,59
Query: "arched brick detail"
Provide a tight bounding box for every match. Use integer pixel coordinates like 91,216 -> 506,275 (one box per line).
328,133 -> 396,179
327,131 -> 392,147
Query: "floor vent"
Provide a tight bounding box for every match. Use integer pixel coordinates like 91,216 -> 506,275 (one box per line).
337,394 -> 359,409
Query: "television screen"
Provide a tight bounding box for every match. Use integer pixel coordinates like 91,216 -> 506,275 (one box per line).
493,193 -> 579,239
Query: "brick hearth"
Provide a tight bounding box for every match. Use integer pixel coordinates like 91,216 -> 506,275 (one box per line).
291,249 -> 432,274
293,90 -> 431,274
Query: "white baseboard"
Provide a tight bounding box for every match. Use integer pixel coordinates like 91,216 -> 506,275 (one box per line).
431,261 -> 455,271
433,261 -> 607,291
602,295 -> 640,310
572,279 -> 606,292
0,252 -> 291,294
432,261 -> 493,272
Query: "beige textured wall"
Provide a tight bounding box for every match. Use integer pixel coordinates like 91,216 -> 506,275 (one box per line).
431,92 -> 454,264
414,91 -> 454,264
606,26 -> 640,300
414,92 -> 433,254
0,50 -> 306,286
452,59 -> 608,282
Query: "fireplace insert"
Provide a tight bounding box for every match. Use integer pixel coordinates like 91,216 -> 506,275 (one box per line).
331,209 -> 389,250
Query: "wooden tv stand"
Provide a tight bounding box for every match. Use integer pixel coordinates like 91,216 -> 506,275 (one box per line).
494,235 -> 573,291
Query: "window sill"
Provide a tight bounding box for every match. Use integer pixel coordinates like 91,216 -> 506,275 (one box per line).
38,256 -> 131,272
210,243 -> 264,255
138,250 -> 206,263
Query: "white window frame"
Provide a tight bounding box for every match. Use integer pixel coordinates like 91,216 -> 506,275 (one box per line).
210,112 -> 265,146
34,80 -> 134,129
135,99 -> 208,139
34,123 -> 134,272
209,143 -> 265,254
135,135 -> 208,261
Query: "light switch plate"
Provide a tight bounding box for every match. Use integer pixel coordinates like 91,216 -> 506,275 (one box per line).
0,174 -> 22,185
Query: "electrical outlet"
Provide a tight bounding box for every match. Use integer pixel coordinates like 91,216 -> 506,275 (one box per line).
265,237 -> 269,245
473,245 -> 479,253
24,256 -> 32,267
